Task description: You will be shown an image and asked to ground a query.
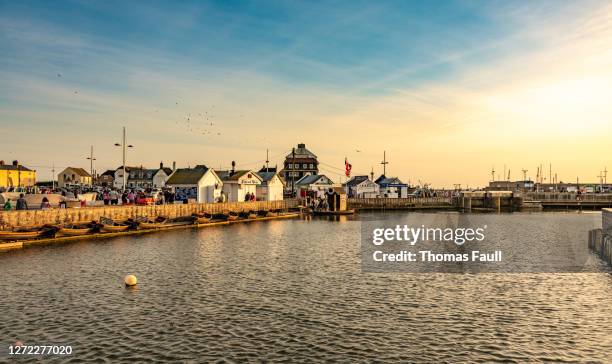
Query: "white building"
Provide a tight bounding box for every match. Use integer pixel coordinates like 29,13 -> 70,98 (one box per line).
58,167 -> 92,187
295,174 -> 334,199
165,166 -> 223,203
113,163 -> 173,190
375,175 -> 409,198
256,171 -> 285,201
344,175 -> 379,198
217,170 -> 262,202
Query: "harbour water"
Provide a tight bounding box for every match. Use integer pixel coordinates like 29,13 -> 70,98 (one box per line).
1,212 -> 611,362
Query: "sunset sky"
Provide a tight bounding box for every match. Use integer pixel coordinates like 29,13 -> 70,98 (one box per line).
1,0 -> 611,187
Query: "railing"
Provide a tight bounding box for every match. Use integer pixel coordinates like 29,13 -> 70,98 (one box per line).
348,197 -> 453,209
523,193 -> 612,202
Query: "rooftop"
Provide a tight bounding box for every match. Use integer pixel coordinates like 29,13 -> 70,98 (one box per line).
64,167 -> 91,177
296,174 -> 332,186
166,167 -> 210,185
285,143 -> 317,159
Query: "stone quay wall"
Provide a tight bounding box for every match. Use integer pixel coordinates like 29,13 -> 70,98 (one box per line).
0,200 -> 299,229
588,209 -> 612,266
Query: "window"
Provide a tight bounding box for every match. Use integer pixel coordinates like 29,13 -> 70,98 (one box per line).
309,163 -> 314,169
287,164 -> 292,169
294,163 -> 299,169
302,163 -> 307,169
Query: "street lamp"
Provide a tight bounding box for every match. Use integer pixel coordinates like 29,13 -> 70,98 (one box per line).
86,145 -> 96,184
115,126 -> 134,191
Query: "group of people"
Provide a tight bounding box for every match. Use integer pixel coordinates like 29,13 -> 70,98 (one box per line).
244,192 -> 256,202
3,194 -> 57,211
308,196 -> 329,211
3,194 -> 29,211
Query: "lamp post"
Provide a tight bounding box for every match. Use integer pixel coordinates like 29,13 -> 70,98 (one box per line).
86,145 -> 96,185
114,127 -> 133,191
291,147 -> 296,197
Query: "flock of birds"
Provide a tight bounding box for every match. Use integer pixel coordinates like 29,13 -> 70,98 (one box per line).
173,103 -> 222,137
59,71 -> 231,138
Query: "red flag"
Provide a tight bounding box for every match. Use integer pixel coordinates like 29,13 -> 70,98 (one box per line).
345,158 -> 352,177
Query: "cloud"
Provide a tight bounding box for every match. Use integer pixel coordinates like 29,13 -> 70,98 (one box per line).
1,1 -> 610,185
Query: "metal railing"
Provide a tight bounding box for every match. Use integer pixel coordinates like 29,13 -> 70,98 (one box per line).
522,193 -> 612,202
348,197 -> 453,209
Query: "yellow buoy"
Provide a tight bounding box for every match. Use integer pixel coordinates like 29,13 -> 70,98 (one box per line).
124,274 -> 138,286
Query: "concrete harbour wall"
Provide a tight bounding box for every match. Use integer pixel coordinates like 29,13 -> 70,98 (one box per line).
588,209 -> 612,265
0,200 -> 298,229
603,208 -> 611,235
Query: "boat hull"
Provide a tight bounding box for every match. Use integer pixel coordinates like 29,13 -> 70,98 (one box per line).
58,227 -> 91,236
312,209 -> 355,216
101,224 -> 129,233
0,230 -> 43,241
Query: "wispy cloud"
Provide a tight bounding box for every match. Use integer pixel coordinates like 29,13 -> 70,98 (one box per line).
0,1 -> 610,185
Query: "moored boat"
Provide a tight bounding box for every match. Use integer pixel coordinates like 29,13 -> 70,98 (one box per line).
138,216 -> 168,229
99,217 -> 130,233
227,212 -> 239,221
139,216 -> 195,229
312,209 -> 355,216
58,224 -> 92,236
101,223 -> 130,233
193,212 -> 213,224
0,229 -> 45,241
239,211 -> 257,219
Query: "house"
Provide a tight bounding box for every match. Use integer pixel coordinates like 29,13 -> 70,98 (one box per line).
165,165 -> 223,203
58,167 -> 92,187
295,174 -> 334,199
98,170 -> 115,187
283,143 -> 319,193
345,175 -> 379,198
0,160 -> 36,188
114,166 -> 137,190
217,170 -> 262,202
375,175 -> 409,198
256,170 -> 285,201
114,163 -> 173,190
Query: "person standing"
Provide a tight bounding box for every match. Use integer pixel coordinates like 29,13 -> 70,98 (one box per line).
245,192 -> 251,202
127,190 -> 135,204
16,194 -> 28,210
110,190 -> 119,205
103,191 -> 110,205
40,196 -> 51,210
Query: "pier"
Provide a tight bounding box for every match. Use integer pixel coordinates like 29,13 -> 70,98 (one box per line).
523,193 -> 612,209
588,208 -> 612,266
348,197 -> 454,210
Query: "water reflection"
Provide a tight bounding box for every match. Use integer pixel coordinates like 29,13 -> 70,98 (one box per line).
0,212 -> 610,362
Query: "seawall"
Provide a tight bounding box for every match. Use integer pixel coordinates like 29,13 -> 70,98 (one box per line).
589,208 -> 612,265
0,200 -> 298,229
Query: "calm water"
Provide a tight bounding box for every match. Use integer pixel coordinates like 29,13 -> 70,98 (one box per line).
1,212 -> 611,363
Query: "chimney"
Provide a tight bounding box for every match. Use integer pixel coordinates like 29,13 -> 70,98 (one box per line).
0,160 -> 4,166
160,161 -> 164,169
12,160 -> 18,166
231,160 -> 236,175
172,161 -> 176,171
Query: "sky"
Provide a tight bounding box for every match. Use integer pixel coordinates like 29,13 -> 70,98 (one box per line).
0,0 -> 611,187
